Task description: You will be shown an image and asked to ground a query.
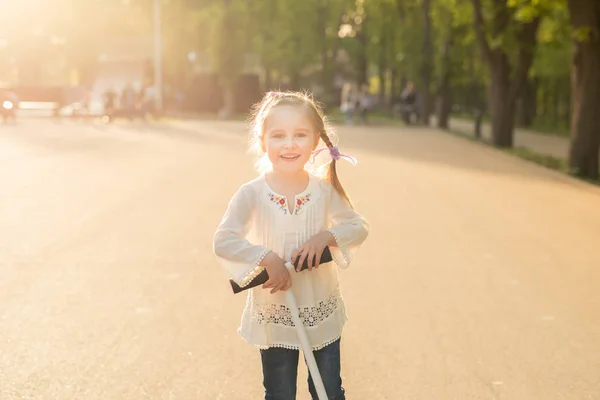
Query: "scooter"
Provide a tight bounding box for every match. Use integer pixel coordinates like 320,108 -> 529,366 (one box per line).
229,248 -> 333,400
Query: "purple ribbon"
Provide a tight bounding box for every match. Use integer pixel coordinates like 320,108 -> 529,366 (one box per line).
311,146 -> 358,165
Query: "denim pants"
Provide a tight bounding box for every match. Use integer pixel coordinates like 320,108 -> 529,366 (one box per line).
260,338 -> 345,400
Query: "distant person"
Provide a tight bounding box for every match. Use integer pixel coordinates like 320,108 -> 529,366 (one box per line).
142,84 -> 156,116
357,83 -> 373,124
399,81 -> 419,124
400,81 -> 417,105
9,90 -> 19,106
121,83 -> 136,118
340,83 -> 357,125
103,88 -> 117,120
1,89 -> 18,123
175,89 -> 184,112
213,91 -> 369,399
0,89 -> 19,107
79,88 -> 92,116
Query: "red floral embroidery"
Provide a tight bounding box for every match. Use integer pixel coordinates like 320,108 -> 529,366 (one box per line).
268,192 -> 312,215
268,193 -> 289,214
294,193 -> 311,215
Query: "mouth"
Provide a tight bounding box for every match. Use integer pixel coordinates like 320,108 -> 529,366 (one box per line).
280,154 -> 301,161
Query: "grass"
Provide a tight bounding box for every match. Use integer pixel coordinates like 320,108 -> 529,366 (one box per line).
326,109 -> 407,126
447,126 -> 568,170
454,112 -> 569,138
505,147 -> 569,172
447,128 -> 480,141
529,120 -> 570,137
446,127 -> 599,186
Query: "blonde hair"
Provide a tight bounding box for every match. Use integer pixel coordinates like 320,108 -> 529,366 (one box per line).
248,91 -> 353,207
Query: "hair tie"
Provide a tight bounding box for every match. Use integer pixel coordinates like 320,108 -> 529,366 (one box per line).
311,146 -> 357,165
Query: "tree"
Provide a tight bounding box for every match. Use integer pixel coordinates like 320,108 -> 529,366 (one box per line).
209,0 -> 246,118
432,0 -> 470,128
567,0 -> 600,179
471,0 -> 541,147
313,0 -> 351,104
525,8 -> 571,131
420,0 -> 433,125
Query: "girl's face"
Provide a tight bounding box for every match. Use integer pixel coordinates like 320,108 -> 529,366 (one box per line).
261,105 -> 319,174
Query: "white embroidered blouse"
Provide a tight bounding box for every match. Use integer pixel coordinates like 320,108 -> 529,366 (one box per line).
213,173 -> 369,350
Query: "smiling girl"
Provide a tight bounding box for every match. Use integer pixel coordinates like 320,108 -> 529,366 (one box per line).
213,91 -> 369,400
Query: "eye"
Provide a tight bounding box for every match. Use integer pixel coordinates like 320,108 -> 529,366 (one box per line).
295,132 -> 308,137
271,133 -> 285,139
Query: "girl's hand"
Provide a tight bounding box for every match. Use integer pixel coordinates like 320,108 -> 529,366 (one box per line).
292,231 -> 335,272
262,252 -> 291,294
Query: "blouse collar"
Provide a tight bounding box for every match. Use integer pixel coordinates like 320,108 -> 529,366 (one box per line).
263,173 -> 316,216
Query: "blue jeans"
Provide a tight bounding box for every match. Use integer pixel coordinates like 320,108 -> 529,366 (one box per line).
260,338 -> 345,400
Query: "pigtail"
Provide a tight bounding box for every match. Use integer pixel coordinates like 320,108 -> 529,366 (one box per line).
320,130 -> 354,209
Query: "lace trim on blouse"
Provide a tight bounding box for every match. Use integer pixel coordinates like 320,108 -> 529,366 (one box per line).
237,249 -> 270,288
240,332 -> 343,351
252,288 -> 342,327
325,228 -> 349,266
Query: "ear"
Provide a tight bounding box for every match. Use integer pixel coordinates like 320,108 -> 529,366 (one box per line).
312,133 -> 320,150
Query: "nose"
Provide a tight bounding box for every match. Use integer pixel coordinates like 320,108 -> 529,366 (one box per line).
284,135 -> 294,147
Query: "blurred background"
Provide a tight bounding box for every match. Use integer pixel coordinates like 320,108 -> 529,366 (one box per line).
1,0 -> 597,178
2,2 -> 600,398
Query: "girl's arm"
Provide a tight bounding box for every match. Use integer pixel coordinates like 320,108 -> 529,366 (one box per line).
213,185 -> 271,287
325,186 -> 369,269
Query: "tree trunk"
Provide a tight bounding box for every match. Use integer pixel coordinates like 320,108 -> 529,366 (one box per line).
436,84 -> 452,129
471,0 -> 540,147
317,3 -> 335,105
552,78 -> 560,126
564,76 -> 571,128
290,71 -> 301,91
378,28 -> 387,105
264,68 -> 273,92
378,65 -> 386,105
356,27 -> 369,86
488,53 -> 515,147
436,83 -> 452,129
436,28 -> 453,129
518,77 -> 537,127
215,2 -> 243,116
390,67 -> 398,100
568,0 -> 600,179
219,85 -> 235,120
419,0 -> 432,125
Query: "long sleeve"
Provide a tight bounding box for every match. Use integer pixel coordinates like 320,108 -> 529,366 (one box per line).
213,184 -> 271,287
325,186 -> 369,268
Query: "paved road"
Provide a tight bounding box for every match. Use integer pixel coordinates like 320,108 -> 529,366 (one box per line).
1,118 -> 600,399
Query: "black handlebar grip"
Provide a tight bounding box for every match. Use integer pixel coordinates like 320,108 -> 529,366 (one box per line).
229,247 -> 333,294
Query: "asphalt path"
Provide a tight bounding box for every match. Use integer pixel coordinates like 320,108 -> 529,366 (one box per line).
1,118 -> 599,399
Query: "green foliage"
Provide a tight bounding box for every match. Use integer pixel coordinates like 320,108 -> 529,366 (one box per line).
532,13 -> 572,78
572,26 -> 593,42
209,2 -> 247,87
1,0 -> 574,132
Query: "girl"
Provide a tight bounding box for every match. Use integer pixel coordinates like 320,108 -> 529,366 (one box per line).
213,91 -> 369,400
